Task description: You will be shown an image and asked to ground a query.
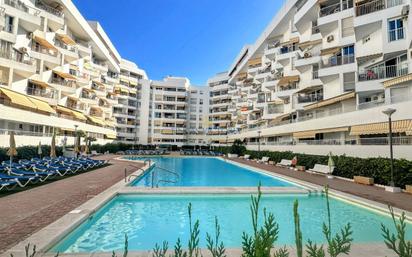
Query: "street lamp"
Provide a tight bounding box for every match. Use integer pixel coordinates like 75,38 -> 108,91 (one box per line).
257,130 -> 262,153
382,108 -> 396,187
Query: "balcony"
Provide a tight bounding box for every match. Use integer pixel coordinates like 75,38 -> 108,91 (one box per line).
35,0 -> 64,18
355,0 -> 404,16
358,63 -> 408,81
322,55 -> 355,68
0,47 -> 35,66
266,105 -> 284,114
51,78 -> 76,88
319,0 -> 353,17
357,99 -> 385,110
278,45 -> 298,55
297,93 -> 324,104
26,87 -> 57,100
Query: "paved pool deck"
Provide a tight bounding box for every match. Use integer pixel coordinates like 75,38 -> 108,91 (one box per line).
0,154 -> 143,253
230,158 -> 412,212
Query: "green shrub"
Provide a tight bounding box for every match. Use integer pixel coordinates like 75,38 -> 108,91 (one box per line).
240,150 -> 411,188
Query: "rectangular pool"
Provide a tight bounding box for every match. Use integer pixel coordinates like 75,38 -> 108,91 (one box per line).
126,157 -> 295,187
50,193 -> 412,253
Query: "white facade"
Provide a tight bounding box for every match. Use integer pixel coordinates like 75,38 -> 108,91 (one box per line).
0,0 -> 206,148
207,0 -> 412,159
1,0 -> 412,159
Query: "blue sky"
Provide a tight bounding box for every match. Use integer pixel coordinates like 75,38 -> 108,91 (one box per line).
73,0 -> 283,85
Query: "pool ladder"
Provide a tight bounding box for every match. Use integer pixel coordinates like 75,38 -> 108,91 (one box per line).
151,166 -> 180,188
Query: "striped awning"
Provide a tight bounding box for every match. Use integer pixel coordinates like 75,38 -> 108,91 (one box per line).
29,79 -> 50,88
104,120 -> 116,127
294,127 -> 349,139
304,91 -> 355,110
350,120 -> 412,136
106,133 -> 117,139
320,47 -> 341,56
383,73 -> 412,88
56,105 -> 87,121
0,87 -> 37,109
87,116 -> 106,126
33,36 -> 57,51
298,39 -> 322,49
53,70 -> 76,80
278,75 -> 300,87
237,72 -> 247,81
248,57 -> 262,67
28,97 -> 56,114
56,33 -> 76,45
130,80 -> 138,86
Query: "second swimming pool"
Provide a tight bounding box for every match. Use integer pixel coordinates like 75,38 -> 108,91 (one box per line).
126,157 -> 295,187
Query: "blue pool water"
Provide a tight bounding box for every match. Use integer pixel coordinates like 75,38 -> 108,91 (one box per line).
51,194 -> 412,253
127,157 -> 294,187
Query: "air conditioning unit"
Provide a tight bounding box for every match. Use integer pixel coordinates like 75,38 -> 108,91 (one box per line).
327,35 -> 334,42
402,5 -> 409,17
304,52 -> 312,58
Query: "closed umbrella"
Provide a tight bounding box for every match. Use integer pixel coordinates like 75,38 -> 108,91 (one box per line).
84,138 -> 89,155
74,134 -> 80,158
328,152 -> 335,174
50,133 -> 56,158
37,141 -> 42,158
6,131 -> 17,175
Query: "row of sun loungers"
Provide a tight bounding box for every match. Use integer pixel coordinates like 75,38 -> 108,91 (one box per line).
239,155 -> 334,177
0,157 -> 108,192
180,150 -> 223,156
123,150 -> 169,155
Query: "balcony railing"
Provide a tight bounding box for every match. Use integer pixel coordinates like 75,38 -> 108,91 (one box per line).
35,0 -> 64,17
266,106 -> 284,114
357,99 -> 385,110
297,93 -> 324,104
279,45 -> 297,55
298,136 -> 412,145
0,48 -> 35,65
312,70 -> 319,79
51,78 -> 76,88
358,63 -> 408,81
31,43 -> 59,57
322,54 -> 355,68
3,0 -> 41,16
319,0 -> 353,17
356,0 -> 403,16
27,88 -> 57,99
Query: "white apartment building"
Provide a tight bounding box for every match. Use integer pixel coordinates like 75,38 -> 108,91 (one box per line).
207,0 -> 412,159
149,77 -> 208,147
0,0 -> 206,149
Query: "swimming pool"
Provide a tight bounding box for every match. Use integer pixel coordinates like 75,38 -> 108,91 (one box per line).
126,157 -> 295,187
50,193 -> 412,253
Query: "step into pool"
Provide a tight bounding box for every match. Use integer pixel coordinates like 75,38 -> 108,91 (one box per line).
125,157 -> 296,187
50,193 -> 412,253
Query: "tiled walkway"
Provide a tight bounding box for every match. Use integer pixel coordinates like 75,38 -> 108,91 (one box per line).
232,158 -> 412,212
0,155 -> 142,253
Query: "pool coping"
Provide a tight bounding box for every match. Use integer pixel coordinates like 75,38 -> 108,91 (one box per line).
2,156 -> 411,257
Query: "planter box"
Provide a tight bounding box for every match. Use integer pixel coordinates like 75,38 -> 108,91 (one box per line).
406,185 -> 412,194
354,176 -> 374,186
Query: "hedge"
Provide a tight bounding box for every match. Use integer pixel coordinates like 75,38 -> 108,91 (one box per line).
214,146 -> 412,189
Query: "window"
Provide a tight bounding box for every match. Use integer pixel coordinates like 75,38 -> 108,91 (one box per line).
388,18 -> 404,42
4,15 -> 14,33
342,45 -> 355,64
